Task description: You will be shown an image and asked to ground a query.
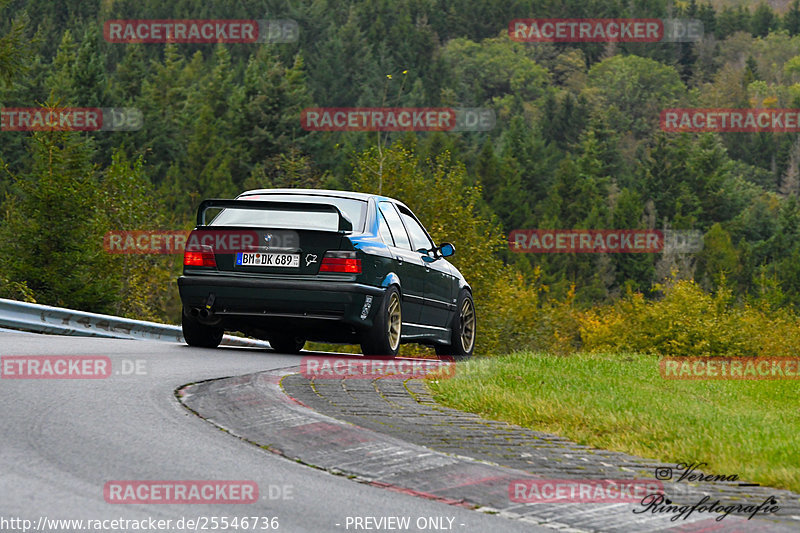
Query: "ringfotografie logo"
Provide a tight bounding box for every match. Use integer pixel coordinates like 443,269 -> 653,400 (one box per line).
634,463 -> 780,522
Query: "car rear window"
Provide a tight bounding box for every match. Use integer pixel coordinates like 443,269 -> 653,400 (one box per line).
209,194 -> 367,232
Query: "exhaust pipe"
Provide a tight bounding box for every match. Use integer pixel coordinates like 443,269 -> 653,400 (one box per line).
196,307 -> 222,326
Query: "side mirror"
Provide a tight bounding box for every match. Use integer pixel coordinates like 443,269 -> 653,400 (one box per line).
439,242 -> 455,257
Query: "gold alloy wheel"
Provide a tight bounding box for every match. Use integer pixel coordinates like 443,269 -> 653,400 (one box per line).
387,292 -> 402,351
459,297 -> 475,353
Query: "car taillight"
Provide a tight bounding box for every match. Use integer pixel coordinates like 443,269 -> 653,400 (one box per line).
319,251 -> 361,273
184,245 -> 217,268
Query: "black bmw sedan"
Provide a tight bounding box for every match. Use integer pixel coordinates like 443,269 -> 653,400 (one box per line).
177,189 -> 475,359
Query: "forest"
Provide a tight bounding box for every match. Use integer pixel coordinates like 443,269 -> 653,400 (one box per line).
3,0 -> 800,356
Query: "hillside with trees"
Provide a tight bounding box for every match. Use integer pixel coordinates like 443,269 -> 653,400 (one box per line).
3,0 -> 800,355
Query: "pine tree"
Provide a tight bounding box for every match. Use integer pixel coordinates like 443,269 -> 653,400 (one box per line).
779,138 -> 800,197
0,0 -> 31,86
96,149 -> 175,321
641,133 -> 702,228
112,43 -> 146,104
698,3 -> 717,37
136,43 -> 189,185
611,187 -> 655,294
71,25 -> 107,108
236,46 -> 313,180
751,3 -> 777,38
46,30 -> 77,104
695,223 -> 739,290
785,0 -> 800,35
307,6 -> 377,107
0,126 -> 115,310
474,140 -> 501,202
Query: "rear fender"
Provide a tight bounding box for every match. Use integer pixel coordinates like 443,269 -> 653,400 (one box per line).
380,272 -> 401,291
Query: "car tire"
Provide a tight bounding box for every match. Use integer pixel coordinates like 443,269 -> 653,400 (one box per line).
182,312 -> 224,348
361,286 -> 402,357
435,289 -> 475,361
269,334 -> 306,354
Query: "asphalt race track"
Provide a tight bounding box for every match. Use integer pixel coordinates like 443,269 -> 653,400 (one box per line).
0,332 -> 544,533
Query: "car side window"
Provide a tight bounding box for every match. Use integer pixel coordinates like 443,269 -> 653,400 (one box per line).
378,202 -> 412,250
377,209 -> 395,246
398,208 -> 434,252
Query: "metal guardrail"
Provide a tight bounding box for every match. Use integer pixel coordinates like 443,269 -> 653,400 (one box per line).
0,298 -> 271,349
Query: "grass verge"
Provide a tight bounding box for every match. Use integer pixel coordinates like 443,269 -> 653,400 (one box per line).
427,351 -> 800,492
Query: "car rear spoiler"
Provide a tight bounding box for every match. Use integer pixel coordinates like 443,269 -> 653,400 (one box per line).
196,199 -> 354,233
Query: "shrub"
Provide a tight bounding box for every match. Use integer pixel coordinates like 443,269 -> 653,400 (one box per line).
579,279 -> 800,357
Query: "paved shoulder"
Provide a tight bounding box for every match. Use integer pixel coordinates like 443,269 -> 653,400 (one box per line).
180,365 -> 800,532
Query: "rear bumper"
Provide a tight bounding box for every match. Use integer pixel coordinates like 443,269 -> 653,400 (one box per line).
178,274 -> 385,295
177,274 -> 385,341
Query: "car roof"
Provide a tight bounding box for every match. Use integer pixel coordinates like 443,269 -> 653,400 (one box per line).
237,188 -> 408,209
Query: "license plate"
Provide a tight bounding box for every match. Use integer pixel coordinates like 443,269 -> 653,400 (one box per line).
236,253 -> 300,267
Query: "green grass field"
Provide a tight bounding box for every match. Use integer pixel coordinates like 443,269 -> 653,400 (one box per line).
427,352 -> 800,492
